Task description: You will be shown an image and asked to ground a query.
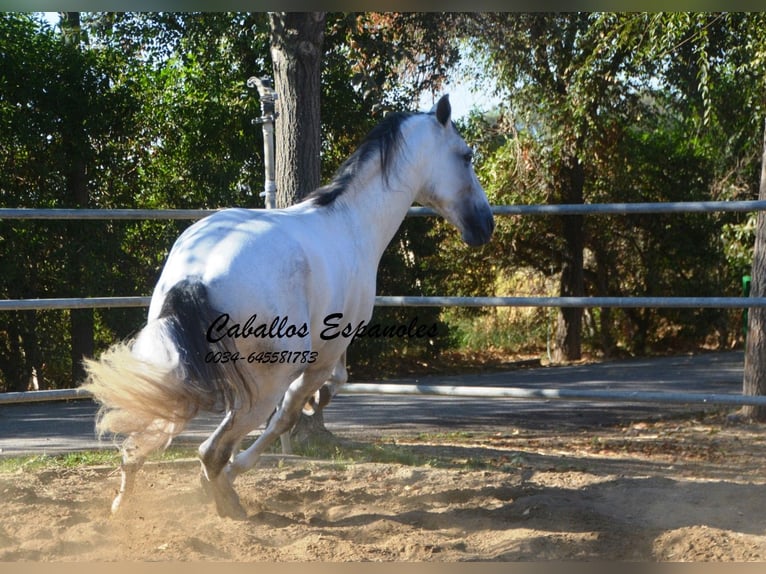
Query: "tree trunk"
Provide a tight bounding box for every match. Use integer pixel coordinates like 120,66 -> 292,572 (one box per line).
289,406 -> 336,446
742,118 -> 766,421
61,12 -> 94,384
268,12 -> 325,207
67,158 -> 93,384
551,155 -> 585,363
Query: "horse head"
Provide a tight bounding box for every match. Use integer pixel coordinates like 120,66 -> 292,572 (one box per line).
414,95 -> 495,247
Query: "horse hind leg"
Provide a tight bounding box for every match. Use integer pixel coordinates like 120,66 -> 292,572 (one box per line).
111,419 -> 182,514
197,411 -> 241,515
198,400 -> 275,520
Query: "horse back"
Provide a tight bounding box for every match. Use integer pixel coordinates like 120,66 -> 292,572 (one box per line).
148,207 -> 375,362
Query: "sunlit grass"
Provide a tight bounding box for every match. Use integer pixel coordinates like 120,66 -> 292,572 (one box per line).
0,450 -> 119,474
0,445 -> 199,474
0,431 -> 525,475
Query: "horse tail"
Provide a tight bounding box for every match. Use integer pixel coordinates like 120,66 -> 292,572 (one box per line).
82,279 -> 251,441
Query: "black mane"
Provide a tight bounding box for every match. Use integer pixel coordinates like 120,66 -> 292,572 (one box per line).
305,111 -> 416,207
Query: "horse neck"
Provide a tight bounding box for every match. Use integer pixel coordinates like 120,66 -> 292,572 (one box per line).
333,147 -> 425,263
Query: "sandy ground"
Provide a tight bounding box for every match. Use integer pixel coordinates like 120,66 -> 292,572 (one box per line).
2,411 -> 766,562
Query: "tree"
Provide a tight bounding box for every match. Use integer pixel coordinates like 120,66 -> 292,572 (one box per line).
601,14 -> 766,409
742,120 -> 766,421
0,12 -> 273,391
265,12 -> 465,443
8,12 -> 766,393
60,12 -> 95,383
0,11 -> 461,392
455,13 -> 766,361
268,12 -> 325,207
464,13 -> 644,361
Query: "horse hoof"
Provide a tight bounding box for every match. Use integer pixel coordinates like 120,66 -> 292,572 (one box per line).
215,497 -> 248,520
212,486 -> 247,520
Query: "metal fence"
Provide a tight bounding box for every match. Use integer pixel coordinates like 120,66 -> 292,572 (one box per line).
3,201 -> 766,407
3,199 -> 766,219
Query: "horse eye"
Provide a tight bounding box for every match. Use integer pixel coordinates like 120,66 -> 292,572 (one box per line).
463,150 -> 474,165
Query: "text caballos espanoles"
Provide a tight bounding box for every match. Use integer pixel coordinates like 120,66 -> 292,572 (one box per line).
206,312 -> 438,344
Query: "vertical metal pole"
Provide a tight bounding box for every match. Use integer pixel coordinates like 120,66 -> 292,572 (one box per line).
247,76 -> 278,210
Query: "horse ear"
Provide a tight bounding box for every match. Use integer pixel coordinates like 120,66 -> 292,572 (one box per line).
435,94 -> 451,126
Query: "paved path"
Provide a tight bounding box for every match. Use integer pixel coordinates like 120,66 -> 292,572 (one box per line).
0,352 -> 746,456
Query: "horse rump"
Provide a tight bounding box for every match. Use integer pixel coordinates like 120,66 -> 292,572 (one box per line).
82,279 -> 250,442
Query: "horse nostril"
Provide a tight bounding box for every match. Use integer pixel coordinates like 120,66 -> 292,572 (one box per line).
460,203 -> 495,246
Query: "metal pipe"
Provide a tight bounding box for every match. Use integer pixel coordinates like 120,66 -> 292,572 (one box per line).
412,200 -> 766,217
3,200 -> 766,220
374,296 -> 766,309
0,388 -> 91,405
3,295 -> 766,311
5,383 -> 766,408
0,208 -> 218,220
341,382 -> 766,407
248,76 -> 278,210
0,297 -> 152,311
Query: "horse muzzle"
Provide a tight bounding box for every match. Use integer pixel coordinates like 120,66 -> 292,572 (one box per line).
460,203 -> 495,247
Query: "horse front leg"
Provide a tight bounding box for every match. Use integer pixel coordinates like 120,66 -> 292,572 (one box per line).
277,354 -> 347,454
302,352 -> 348,415
228,369 -> 331,481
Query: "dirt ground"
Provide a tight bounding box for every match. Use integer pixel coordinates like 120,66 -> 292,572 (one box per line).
2,411 -> 766,562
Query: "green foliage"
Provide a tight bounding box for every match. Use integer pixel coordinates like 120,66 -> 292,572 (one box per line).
0,13 -> 136,389
0,12 -> 269,390
453,12 -> 766,357
0,446 -> 205,474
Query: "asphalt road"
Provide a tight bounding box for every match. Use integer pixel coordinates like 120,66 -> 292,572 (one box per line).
0,351 -> 747,456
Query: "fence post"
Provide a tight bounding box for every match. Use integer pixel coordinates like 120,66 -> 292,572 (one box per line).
248,76 -> 278,209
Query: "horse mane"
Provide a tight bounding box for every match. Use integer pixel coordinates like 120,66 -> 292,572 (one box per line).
306,111 -> 417,207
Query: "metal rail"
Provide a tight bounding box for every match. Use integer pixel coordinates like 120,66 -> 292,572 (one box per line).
341,383 -> 766,407
2,200 -> 766,220
375,296 -> 766,309
0,388 -> 91,405
3,383 -> 765,407
411,200 -> 766,217
0,297 -> 151,311
2,295 -> 766,311
0,208 -> 219,220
